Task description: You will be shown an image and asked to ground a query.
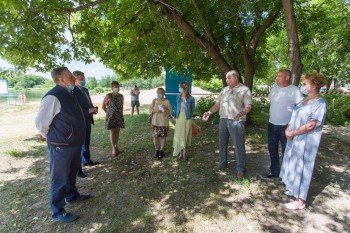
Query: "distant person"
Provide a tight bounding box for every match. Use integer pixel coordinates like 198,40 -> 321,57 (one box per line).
102,81 -> 125,157
261,70 -> 303,179
202,70 -> 252,179
35,67 -> 91,223
130,85 -> 140,116
149,88 -> 172,159
18,92 -> 26,105
73,71 -> 99,178
173,81 -> 195,160
280,73 -> 327,210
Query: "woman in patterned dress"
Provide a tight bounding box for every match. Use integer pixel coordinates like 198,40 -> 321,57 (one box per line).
149,88 -> 172,159
102,81 -> 125,157
280,73 -> 327,210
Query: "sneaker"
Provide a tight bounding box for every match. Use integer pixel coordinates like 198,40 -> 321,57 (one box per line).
158,150 -> 165,159
83,161 -> 100,167
260,172 -> 279,180
154,150 -> 160,158
52,212 -> 77,223
284,202 -> 306,210
66,194 -> 91,205
77,171 -> 87,178
236,171 -> 244,179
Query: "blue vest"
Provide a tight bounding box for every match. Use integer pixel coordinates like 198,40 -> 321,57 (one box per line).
45,85 -> 86,146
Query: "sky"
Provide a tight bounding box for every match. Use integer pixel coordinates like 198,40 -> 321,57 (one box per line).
0,58 -> 115,80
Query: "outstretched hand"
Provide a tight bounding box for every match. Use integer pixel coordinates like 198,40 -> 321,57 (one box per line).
202,112 -> 210,121
37,134 -> 46,142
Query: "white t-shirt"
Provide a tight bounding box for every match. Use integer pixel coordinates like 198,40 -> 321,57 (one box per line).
269,84 -> 303,125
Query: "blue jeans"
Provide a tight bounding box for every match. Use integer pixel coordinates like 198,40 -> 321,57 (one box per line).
81,127 -> 92,165
49,145 -> 81,217
219,118 -> 246,172
268,122 -> 287,176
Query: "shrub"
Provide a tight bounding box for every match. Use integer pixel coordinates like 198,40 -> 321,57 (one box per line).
195,95 -> 220,124
92,87 -> 105,94
247,97 -> 269,126
323,94 -> 350,126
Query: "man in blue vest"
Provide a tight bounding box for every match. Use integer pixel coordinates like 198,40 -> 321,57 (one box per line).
73,70 -> 99,178
35,67 -> 91,223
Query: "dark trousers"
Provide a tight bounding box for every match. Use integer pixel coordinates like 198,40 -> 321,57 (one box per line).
81,127 -> 92,165
267,122 -> 288,176
49,145 -> 81,217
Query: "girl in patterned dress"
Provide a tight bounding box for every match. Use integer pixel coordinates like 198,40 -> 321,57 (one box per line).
149,88 -> 172,159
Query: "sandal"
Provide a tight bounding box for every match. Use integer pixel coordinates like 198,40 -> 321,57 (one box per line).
111,151 -> 118,157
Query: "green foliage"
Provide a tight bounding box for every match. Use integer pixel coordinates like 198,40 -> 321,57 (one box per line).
93,87 -> 105,94
32,79 -> 54,88
193,78 -> 222,92
247,97 -> 270,126
121,76 -> 165,89
99,75 -> 116,88
323,94 -> 350,126
5,74 -> 46,89
86,76 -> 98,89
195,96 -> 220,124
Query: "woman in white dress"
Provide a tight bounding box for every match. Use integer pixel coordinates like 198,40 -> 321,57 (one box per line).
280,73 -> 327,210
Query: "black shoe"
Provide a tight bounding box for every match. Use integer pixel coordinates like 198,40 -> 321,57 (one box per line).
154,150 -> 160,158
52,212 -> 77,223
83,161 -> 100,167
260,172 -> 278,179
66,194 -> 91,205
77,171 -> 87,178
158,150 -> 164,159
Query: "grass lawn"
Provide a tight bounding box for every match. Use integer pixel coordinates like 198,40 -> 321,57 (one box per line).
0,107 -> 349,233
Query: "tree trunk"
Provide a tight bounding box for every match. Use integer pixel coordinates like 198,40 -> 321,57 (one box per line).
240,44 -> 255,89
282,0 -> 303,85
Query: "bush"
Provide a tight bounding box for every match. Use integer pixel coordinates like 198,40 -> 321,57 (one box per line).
247,97 -> 269,126
323,94 -> 350,126
195,95 -> 220,124
92,87 -> 105,94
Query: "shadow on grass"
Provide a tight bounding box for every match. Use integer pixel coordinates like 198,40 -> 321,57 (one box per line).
0,114 -> 349,232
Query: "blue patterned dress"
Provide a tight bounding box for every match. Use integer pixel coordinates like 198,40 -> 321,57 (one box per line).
279,97 -> 327,200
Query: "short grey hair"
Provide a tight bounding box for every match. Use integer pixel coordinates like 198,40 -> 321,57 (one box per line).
51,67 -> 69,83
227,70 -> 240,79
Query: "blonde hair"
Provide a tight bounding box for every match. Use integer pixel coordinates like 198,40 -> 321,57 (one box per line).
302,73 -> 326,90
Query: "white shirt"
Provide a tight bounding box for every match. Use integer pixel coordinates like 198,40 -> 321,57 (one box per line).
269,84 -> 303,125
35,95 -> 61,138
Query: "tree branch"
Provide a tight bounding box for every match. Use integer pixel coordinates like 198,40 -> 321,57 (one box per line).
191,0 -> 216,45
121,1 -> 148,29
250,10 -> 279,50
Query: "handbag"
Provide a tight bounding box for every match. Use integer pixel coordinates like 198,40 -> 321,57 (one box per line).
191,122 -> 201,137
147,114 -> 153,124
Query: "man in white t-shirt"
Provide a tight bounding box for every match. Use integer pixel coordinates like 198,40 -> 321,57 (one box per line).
262,69 -> 303,179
